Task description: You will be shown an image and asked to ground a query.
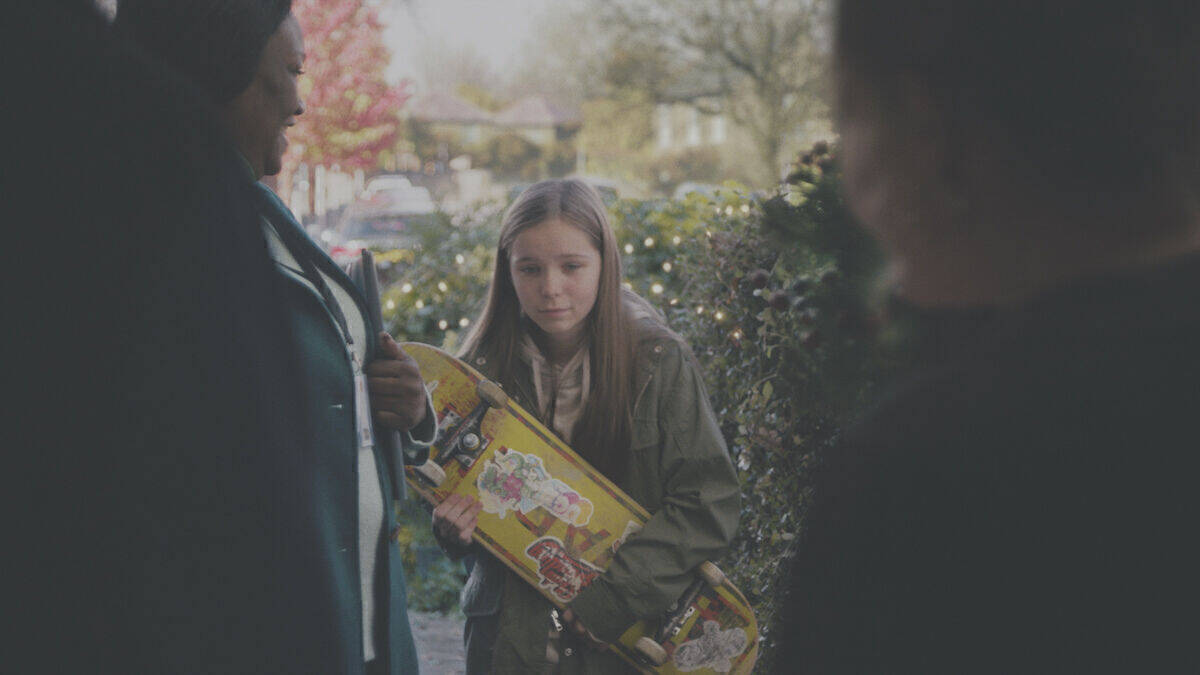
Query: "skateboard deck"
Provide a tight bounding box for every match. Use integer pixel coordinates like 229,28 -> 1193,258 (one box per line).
402,342 -> 758,674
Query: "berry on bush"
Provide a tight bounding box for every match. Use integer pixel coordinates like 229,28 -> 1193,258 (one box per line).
746,269 -> 770,289
768,290 -> 791,312
790,277 -> 813,294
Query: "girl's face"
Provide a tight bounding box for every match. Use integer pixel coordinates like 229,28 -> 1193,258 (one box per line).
508,218 -> 602,352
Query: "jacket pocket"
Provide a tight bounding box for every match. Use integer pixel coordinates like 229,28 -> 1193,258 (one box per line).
460,554 -> 505,617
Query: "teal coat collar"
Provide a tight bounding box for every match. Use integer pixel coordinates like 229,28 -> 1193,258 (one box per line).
251,182 -> 380,359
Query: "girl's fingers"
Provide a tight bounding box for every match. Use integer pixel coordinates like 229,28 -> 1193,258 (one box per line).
432,494 -> 457,516
433,495 -> 484,542
433,497 -> 465,536
435,495 -> 468,522
454,507 -> 475,528
458,516 -> 477,544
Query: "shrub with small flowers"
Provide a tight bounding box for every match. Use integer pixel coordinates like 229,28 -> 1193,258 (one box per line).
375,203 -> 502,352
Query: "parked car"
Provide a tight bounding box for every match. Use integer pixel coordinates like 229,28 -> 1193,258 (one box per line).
322,185 -> 437,264
362,174 -> 412,195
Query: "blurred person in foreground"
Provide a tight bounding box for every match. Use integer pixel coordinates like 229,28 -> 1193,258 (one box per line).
4,0 -> 328,671
778,1 -> 1200,672
113,1 -> 437,673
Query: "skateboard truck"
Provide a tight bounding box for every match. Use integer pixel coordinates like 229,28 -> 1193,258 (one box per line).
633,561 -> 729,667
413,379 -> 508,488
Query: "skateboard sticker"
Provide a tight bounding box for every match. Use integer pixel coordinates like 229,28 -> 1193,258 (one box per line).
476,449 -> 594,526
672,620 -> 749,673
525,536 -> 601,602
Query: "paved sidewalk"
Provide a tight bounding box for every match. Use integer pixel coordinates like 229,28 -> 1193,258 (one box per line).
411,610 -> 466,675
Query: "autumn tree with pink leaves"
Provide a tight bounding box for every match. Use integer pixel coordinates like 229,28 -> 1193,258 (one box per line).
284,0 -> 411,172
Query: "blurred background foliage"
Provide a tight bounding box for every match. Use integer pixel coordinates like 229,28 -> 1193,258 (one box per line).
378,142 -> 910,669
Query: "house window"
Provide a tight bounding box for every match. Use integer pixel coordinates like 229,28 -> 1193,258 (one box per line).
686,108 -> 702,146
711,115 -> 727,144
656,104 -> 673,150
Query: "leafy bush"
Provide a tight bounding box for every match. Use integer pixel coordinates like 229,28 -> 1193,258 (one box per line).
481,131 -> 543,181
394,496 -> 467,613
407,118 -> 465,168
376,204 -> 501,351
544,139 -> 578,177
644,146 -> 723,195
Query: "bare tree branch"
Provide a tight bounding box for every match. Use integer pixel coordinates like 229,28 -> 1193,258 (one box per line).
592,0 -> 829,180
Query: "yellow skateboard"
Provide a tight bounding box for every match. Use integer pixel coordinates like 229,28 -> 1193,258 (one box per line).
403,342 -> 758,674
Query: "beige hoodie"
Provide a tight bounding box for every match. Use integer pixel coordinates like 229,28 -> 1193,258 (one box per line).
519,334 -> 590,444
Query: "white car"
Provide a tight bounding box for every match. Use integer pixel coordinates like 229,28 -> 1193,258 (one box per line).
362,174 -> 412,194
324,185 -> 437,263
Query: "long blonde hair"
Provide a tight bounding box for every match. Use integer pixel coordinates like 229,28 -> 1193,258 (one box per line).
459,179 -> 636,481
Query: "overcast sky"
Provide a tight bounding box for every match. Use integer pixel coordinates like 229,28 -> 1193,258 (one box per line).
380,0 -> 555,86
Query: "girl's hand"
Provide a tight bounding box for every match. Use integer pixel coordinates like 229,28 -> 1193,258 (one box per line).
561,608 -> 608,649
432,494 -> 482,547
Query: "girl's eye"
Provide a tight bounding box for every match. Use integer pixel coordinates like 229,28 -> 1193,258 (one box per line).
519,267 -> 539,275
564,263 -> 582,272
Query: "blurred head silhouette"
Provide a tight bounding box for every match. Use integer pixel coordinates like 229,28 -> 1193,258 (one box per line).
833,1 -> 1200,307
115,0 -> 303,178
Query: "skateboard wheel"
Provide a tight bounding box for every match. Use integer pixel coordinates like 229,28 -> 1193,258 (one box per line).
477,380 -> 508,408
698,561 -> 726,587
635,637 -> 669,666
414,460 -> 446,487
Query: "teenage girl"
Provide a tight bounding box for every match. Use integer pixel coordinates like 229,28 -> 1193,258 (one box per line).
433,178 -> 741,673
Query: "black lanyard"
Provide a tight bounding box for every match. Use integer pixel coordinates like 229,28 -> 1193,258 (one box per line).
258,201 -> 354,348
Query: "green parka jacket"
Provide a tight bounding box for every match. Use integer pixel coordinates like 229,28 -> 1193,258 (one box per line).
453,316 -> 742,674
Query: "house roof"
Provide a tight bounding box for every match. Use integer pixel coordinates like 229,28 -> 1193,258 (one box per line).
408,91 -> 492,124
493,96 -> 580,128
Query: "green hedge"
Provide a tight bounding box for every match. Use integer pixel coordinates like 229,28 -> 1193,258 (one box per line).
376,204 -> 500,354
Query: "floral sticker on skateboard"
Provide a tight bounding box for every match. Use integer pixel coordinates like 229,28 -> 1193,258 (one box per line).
525,537 -> 601,602
673,620 -> 749,673
476,449 -> 594,526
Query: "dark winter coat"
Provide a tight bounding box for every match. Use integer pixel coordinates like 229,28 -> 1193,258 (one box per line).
777,253 -> 1200,673
254,184 -> 431,674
